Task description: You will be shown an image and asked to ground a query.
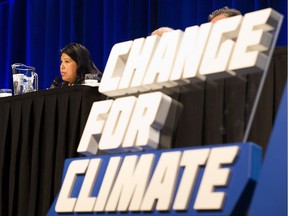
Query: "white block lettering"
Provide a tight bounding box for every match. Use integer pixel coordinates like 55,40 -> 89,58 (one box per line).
105,154 -> 155,211
170,23 -> 212,85
99,96 -> 137,153
74,159 -> 102,212
199,15 -> 242,78
229,8 -> 281,74
99,41 -> 132,97
142,30 -> 183,90
77,100 -> 113,156
55,159 -> 90,212
123,92 -> 172,151
194,146 -> 239,210
94,157 -> 122,211
173,149 -> 210,210
119,36 -> 159,94
140,151 -> 181,211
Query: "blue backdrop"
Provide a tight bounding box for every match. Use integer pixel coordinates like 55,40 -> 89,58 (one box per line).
0,0 -> 287,90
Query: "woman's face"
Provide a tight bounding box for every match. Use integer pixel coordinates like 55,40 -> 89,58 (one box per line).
60,53 -> 78,84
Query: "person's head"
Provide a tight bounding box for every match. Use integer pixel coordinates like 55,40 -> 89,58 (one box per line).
208,6 -> 242,23
60,43 -> 101,85
151,27 -> 174,37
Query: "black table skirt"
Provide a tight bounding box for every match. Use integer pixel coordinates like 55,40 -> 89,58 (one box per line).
0,47 -> 286,216
0,86 -> 106,216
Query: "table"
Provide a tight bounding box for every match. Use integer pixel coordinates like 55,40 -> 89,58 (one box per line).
0,86 -> 106,216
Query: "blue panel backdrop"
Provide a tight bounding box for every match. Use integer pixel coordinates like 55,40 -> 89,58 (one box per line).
0,0 -> 286,90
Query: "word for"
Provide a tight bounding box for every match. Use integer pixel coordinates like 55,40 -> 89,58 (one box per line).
77,92 -> 181,156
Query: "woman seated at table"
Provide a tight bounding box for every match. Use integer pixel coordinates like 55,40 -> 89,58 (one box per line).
57,43 -> 102,87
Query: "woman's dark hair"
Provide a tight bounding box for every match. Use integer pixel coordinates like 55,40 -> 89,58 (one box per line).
60,43 -> 102,85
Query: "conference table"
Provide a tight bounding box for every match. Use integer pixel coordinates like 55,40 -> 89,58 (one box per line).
0,86 -> 106,216
0,47 -> 286,216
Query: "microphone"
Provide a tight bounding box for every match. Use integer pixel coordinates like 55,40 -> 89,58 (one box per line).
50,76 -> 61,89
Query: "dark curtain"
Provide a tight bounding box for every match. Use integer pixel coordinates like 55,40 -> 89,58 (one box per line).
0,0 -> 286,90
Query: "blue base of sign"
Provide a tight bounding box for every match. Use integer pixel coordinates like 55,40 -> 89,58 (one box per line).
248,84 -> 287,216
48,142 -> 262,216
